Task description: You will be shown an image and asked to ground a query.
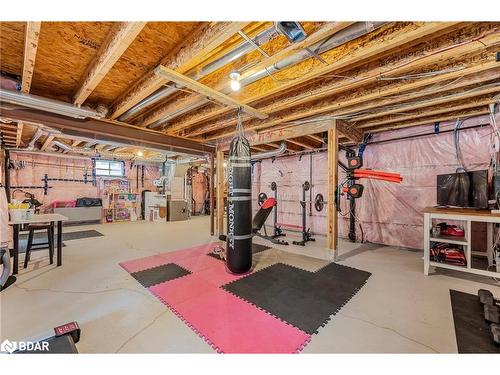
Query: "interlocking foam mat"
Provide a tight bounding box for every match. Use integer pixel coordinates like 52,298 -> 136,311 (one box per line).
223,262 -> 371,334
119,243 -> 371,353
19,230 -> 104,252
449,289 -> 500,353
207,243 -> 271,261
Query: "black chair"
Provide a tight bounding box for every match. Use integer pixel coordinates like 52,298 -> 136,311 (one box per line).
24,223 -> 54,268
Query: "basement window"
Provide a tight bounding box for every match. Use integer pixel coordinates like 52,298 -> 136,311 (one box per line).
94,159 -> 125,177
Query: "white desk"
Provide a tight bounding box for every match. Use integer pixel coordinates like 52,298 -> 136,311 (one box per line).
8,213 -> 68,275
423,207 -> 500,278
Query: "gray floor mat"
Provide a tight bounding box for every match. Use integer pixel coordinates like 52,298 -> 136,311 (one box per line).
61,230 -> 104,241
449,289 -> 499,353
223,262 -> 371,334
130,263 -> 191,288
18,230 -> 104,253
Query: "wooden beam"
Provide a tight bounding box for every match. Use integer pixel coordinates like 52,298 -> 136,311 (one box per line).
21,22 -> 41,93
203,65 -> 500,141
15,121 -> 23,147
287,138 -> 314,150
72,140 -> 83,147
155,65 -> 268,120
209,153 -> 215,236
357,96 -> 499,128
307,134 -> 325,144
172,22 -> 464,134
110,22 -> 250,119
365,108 -> 490,134
229,117 -> 363,147
251,145 -> 269,152
327,122 -> 338,260
216,150 -> 225,236
1,105 -> 215,156
239,22 -> 355,82
40,135 -> 54,151
73,22 -> 146,105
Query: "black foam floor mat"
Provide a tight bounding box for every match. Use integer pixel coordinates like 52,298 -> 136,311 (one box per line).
19,230 -> 104,252
61,230 -> 104,241
223,262 -> 371,334
130,263 -> 191,288
449,289 -> 500,353
207,243 -> 271,261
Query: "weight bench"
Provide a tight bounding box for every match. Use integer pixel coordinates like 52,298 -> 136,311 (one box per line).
219,197 -> 288,246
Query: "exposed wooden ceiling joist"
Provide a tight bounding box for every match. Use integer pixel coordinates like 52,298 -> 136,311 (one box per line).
155,65 -> 268,120
109,22 -> 250,119
73,22 -> 146,105
223,119 -> 357,148
21,22 -> 41,93
353,85 -> 500,124
365,108 -> 490,133
16,121 -> 23,147
307,134 -> 325,144
287,137 -> 321,150
358,97 -> 498,129
170,22 -> 462,134
40,135 -> 54,151
203,65 -> 500,141
187,41 -> 500,140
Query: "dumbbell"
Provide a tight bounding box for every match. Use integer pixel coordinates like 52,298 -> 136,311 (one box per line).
478,289 -> 500,324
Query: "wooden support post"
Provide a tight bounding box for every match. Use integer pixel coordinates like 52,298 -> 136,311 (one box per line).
216,150 -> 225,236
209,153 -> 215,236
327,121 -> 339,260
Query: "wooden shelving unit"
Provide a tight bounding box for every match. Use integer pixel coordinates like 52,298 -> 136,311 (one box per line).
423,207 -> 500,278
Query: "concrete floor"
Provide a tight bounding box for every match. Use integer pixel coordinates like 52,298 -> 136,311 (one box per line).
1,216 -> 498,353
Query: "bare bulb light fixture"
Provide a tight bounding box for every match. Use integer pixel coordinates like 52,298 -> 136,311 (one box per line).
229,70 -> 241,92
137,150 -> 144,157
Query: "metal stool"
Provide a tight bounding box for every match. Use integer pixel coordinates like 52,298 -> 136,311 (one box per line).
24,223 -> 54,268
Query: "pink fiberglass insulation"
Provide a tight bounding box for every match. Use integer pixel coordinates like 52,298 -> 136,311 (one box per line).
252,114 -> 493,250
7,152 -> 161,213
191,170 -> 209,214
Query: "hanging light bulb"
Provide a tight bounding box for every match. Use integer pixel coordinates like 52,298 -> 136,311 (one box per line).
229,70 -> 241,92
137,150 -> 144,157
230,79 -> 241,92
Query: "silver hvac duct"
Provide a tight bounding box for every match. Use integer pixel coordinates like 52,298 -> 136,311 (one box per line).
251,141 -> 287,161
26,128 -> 45,150
119,26 -> 278,122
0,89 -> 104,119
51,140 -> 72,152
148,22 -> 387,130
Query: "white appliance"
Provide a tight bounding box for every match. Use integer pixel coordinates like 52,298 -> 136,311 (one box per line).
144,192 -> 167,222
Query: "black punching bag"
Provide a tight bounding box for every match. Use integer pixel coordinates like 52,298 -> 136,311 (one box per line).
226,134 -> 252,274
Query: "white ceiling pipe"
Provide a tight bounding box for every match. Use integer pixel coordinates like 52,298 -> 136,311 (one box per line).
148,22 -> 387,130
0,89 -> 103,119
251,141 -> 287,161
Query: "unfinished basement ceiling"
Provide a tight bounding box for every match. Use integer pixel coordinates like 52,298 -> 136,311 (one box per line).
0,21 -> 499,153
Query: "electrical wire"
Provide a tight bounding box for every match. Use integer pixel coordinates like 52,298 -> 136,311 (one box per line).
376,66 -> 466,81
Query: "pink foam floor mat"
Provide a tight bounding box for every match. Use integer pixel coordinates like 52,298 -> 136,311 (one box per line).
119,243 -> 311,353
